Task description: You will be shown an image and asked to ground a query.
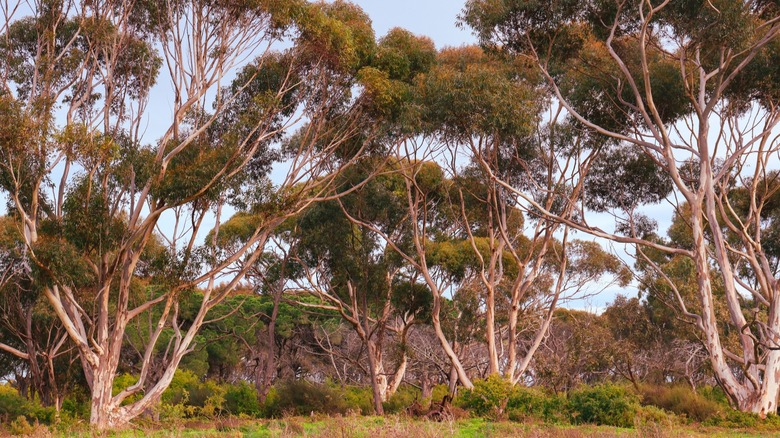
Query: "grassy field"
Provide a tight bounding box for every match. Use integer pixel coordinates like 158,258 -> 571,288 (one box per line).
29,416 -> 780,437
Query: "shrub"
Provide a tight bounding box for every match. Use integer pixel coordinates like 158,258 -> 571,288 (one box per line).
342,385 -> 374,415
635,405 -> 676,427
705,408 -> 760,428
8,415 -> 35,436
224,382 -> 261,416
428,384 -> 449,406
60,396 -> 90,422
701,409 -> 780,429
639,384 -> 722,422
161,369 -> 200,407
697,385 -> 730,406
506,386 -> 569,424
159,369 -> 227,418
456,375 -> 512,419
0,385 -> 55,425
568,384 -> 639,428
383,386 -> 419,414
265,380 -> 350,417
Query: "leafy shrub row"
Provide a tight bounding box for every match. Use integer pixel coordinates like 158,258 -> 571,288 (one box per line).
455,375 -> 638,427
6,372 -> 780,431
0,385 -> 56,425
456,377 -> 780,429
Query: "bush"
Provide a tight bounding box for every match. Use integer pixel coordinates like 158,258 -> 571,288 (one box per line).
702,409 -> 780,429
159,369 -> 226,419
697,385 -> 730,406
8,415 -> 35,436
639,384 -> 722,422
342,385 -> 374,415
224,381 -> 261,417
506,386 -> 569,424
568,384 -> 639,428
456,375 -> 512,419
428,384 -> 449,406
635,405 -> 676,427
264,380 -> 350,417
0,385 -> 55,425
383,386 -> 419,414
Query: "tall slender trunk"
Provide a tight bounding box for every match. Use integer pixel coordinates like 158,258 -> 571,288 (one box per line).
365,340 -> 385,414
258,284 -> 283,403
506,302 -> 519,380
431,294 -> 473,388
486,285 -> 500,375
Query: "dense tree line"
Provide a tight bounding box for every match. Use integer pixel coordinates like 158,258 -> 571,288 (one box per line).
1,0 -> 780,430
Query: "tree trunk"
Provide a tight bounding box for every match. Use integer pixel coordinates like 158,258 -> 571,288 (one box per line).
257,283 -> 282,403
745,348 -> 780,416
431,294 -> 473,388
486,285 -> 500,375
448,365 -> 458,396
421,371 -> 432,400
89,367 -> 122,430
365,340 -> 385,415
386,350 -> 408,398
506,303 -> 519,381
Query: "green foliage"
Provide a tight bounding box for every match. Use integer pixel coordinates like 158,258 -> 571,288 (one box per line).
297,0 -> 375,74
585,146 -> 673,213
30,236 -> 93,289
160,370 -> 224,419
63,176 -> 127,253
8,415 -> 35,436
506,386 -> 569,424
156,370 -> 272,419
60,395 -> 90,422
456,375 -> 513,419
224,382 -> 261,417
264,380 -> 366,417
428,384 -> 450,406
382,386 -> 420,414
342,385 -> 374,415
112,374 -> 142,405
639,384 -> 723,422
417,46 -> 537,143
568,384 -> 639,428
634,405 -> 677,430
703,409 -> 780,429
0,385 -> 55,425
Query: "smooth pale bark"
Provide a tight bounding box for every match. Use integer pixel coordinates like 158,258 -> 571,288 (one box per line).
386,352 -> 408,398
474,5 -> 780,413
485,286 -> 499,375
430,293 -> 473,389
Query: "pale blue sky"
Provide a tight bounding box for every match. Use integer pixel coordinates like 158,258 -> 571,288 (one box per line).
353,0 -> 475,48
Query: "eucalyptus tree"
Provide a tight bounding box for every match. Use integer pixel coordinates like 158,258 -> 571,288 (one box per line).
0,216 -> 79,410
289,167 -> 432,414
0,0 -> 382,428
409,45 -> 629,384
463,0 -> 780,414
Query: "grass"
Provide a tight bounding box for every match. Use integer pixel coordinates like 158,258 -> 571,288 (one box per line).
38,415 -> 780,438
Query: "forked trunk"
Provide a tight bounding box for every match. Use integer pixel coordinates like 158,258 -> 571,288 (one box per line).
89,368 -> 123,430
742,348 -> 780,416
431,294 -> 473,388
